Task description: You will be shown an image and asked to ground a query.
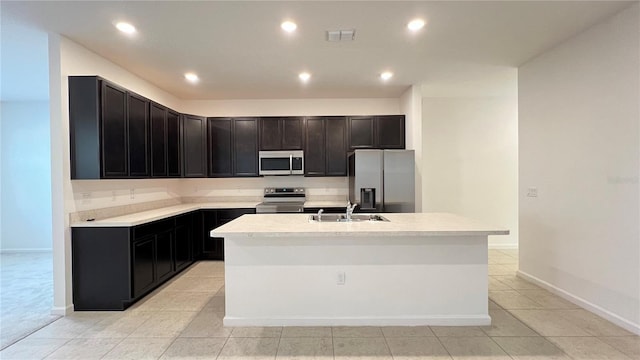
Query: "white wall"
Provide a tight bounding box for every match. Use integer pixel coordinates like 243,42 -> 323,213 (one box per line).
401,86 -> 423,212
0,101 -> 52,251
183,98 -> 400,117
421,72 -> 519,248
518,3 -> 639,333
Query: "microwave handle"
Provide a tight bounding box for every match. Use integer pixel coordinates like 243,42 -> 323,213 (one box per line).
289,154 -> 293,175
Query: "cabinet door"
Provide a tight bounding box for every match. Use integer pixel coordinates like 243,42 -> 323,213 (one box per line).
259,117 -> 281,150
282,117 -> 303,150
304,117 -> 325,176
101,82 -> 128,177
167,110 -> 181,177
182,114 -> 207,177
200,210 -> 219,260
174,216 -> 192,272
348,116 -> 376,150
192,211 -> 204,260
233,118 -> 259,176
150,103 -> 167,177
132,235 -> 155,298
325,117 -> 347,176
208,118 -> 233,177
155,229 -> 174,282
127,94 -> 150,177
376,115 -> 405,149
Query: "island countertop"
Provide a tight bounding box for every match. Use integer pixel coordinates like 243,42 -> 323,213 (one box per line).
211,212 -> 509,238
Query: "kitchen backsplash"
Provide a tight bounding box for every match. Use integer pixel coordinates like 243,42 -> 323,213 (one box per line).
70,177 -> 348,221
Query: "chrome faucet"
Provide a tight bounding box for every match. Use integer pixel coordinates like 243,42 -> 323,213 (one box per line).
346,201 -> 358,222
317,209 -> 324,221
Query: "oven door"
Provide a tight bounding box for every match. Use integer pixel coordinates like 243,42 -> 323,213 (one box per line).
255,202 -> 305,213
259,151 -> 304,175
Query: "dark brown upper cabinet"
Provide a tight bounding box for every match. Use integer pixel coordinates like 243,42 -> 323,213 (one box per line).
150,103 -> 181,178
207,117 -> 259,177
348,115 -> 405,150
127,93 -> 150,177
259,117 -> 303,150
100,81 -> 128,178
376,115 -> 405,149
182,114 -> 207,178
304,117 -> 347,177
70,76 -> 152,179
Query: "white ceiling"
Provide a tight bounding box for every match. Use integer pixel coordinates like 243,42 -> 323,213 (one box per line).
0,1 -> 634,101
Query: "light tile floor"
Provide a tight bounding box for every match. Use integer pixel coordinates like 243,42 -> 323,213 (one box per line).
1,249 -> 638,359
0,252 -> 60,350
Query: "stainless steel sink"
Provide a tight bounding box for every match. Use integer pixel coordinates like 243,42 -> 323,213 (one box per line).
308,214 -> 390,222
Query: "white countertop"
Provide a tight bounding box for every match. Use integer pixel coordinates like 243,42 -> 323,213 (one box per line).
211,213 -> 509,237
70,200 -> 349,227
71,202 -> 260,227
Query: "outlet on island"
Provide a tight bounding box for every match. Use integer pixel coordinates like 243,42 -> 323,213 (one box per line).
336,271 -> 346,285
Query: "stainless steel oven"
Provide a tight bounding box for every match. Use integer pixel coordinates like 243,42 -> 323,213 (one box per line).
255,187 -> 306,213
259,150 -> 304,176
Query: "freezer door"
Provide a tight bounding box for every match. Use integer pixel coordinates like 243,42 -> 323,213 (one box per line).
350,150 -> 383,212
383,150 -> 415,213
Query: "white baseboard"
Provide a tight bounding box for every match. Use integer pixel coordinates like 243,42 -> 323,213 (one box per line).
517,270 -> 640,335
488,244 -> 518,250
51,304 -> 74,316
223,315 -> 492,327
0,248 -> 53,254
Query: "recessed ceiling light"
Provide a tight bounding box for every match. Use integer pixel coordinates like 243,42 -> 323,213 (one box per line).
281,21 -> 297,33
380,72 -> 393,81
298,72 -> 311,82
407,19 -> 426,31
184,72 -> 199,83
115,22 -> 136,34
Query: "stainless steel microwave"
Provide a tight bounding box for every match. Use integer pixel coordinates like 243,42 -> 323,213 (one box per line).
259,150 -> 304,175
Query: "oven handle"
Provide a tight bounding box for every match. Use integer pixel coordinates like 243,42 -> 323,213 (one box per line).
289,154 -> 293,175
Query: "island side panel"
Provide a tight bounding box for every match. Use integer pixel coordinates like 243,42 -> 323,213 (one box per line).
223,235 -> 489,326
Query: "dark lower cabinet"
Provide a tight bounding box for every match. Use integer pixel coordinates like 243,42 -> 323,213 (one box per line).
198,208 -> 255,260
175,214 -> 193,272
72,213 -> 196,310
155,229 -> 174,283
132,236 -> 155,298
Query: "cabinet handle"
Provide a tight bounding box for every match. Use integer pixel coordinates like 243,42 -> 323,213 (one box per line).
289,154 -> 293,175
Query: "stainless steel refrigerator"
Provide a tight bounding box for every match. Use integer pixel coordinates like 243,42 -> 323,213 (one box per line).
348,149 -> 415,213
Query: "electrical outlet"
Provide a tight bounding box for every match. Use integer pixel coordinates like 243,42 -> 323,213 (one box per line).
111,190 -> 117,201
81,192 -> 91,204
130,189 -> 135,199
527,187 -> 538,198
336,271 -> 346,285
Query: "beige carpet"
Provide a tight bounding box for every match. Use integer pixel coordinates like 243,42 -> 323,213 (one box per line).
0,252 -> 60,349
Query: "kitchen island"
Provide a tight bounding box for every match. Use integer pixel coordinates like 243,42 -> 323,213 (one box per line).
211,212 -> 508,327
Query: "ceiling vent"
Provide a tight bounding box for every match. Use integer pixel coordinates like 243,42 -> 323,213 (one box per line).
326,29 -> 355,42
